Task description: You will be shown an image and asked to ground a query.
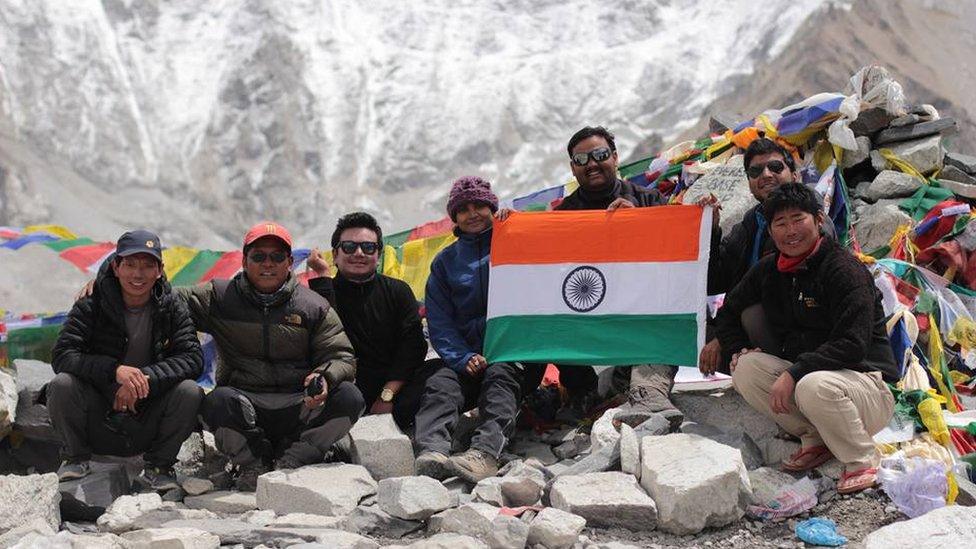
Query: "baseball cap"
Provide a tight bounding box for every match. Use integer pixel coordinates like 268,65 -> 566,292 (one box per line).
116,230 -> 163,262
243,221 -> 293,250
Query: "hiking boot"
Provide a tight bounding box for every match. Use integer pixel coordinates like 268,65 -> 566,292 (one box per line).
139,465 -> 180,492
57,460 -> 91,481
615,385 -> 683,431
233,461 -> 271,492
449,448 -> 499,484
415,451 -> 452,480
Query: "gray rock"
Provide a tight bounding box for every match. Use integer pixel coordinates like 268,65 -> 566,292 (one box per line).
176,431 -> 226,479
862,170 -> 924,201
11,359 -> 57,442
256,463 -> 377,516
850,107 -> 894,137
682,155 -> 754,233
761,437 -> 801,467
946,152 -> 976,175
158,519 -> 258,546
618,423 -> 640,478
509,439 -> 557,466
428,502 -> 499,539
748,467 -> 798,504
640,434 -> 752,535
551,441 -> 619,479
549,472 -> 657,531
863,505 -> 976,548
96,493 -> 164,533
875,117 -> 956,145
589,408 -> 621,454
161,488 -> 186,503
854,199 -> 913,252
488,515 -> 529,549
816,459 -> 844,480
552,433 -> 589,460
0,369 -> 17,440
181,477 -> 213,496
0,517 -> 56,548
270,513 -> 345,528
0,473 -> 61,534
349,414 -> 415,480
673,391 -> 779,445
871,134 -> 943,174
119,527 -> 220,548
183,490 -> 256,514
305,529 -> 378,549
59,462 -> 130,509
527,507 -> 586,549
127,508 -> 219,532
840,136 -> 872,169
240,509 -> 276,526
340,505 -> 422,538
377,476 -> 457,520
406,533 -> 487,549
854,181 -> 874,202
938,167 -> 976,199
473,476 -> 542,508
680,422 -> 763,470
889,113 -> 921,127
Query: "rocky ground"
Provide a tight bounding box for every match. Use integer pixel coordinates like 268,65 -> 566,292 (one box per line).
2,359 -> 976,548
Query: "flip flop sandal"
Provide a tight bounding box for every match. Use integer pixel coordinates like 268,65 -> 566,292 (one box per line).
838,467 -> 878,494
781,444 -> 834,472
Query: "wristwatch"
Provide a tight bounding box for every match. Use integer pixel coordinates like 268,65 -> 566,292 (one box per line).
380,388 -> 396,402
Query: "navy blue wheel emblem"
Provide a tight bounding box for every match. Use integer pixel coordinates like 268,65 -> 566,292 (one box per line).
562,266 -> 607,312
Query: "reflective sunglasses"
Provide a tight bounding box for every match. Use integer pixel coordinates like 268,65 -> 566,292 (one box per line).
571,147 -> 612,166
746,160 -> 786,179
248,250 -> 290,263
338,240 -> 380,255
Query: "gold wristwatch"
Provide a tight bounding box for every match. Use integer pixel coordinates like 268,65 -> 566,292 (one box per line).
380,388 -> 396,402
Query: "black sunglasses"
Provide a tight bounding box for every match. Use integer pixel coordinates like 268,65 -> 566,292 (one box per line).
248,250 -> 290,264
746,160 -> 786,179
571,147 -> 612,166
338,241 -> 380,255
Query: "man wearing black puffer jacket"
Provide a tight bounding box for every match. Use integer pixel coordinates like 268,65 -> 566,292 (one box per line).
49,230 -> 203,492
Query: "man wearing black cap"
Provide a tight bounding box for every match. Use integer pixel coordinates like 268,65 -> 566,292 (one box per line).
49,230 -> 204,491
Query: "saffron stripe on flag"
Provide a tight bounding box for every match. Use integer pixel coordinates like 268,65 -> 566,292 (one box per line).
491,207 -> 703,266
484,313 -> 699,367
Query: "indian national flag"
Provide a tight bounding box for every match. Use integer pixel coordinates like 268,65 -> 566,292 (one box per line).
484,206 -> 711,367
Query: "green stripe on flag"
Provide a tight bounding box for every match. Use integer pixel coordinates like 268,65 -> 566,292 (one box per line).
485,313 -> 699,366
44,237 -> 95,252
169,250 -> 223,286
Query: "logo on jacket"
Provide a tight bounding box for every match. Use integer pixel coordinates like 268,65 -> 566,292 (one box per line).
284,313 -> 303,326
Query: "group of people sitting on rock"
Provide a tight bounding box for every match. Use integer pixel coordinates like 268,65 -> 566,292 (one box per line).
44,126 -> 897,497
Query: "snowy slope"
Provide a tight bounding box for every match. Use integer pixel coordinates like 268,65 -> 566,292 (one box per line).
0,0 -> 832,245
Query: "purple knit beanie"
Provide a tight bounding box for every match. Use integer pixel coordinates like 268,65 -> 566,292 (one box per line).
446,176 -> 499,221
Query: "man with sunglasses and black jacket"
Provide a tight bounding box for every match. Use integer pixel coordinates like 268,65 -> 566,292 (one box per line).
306,212 -> 435,431
190,222 -> 363,490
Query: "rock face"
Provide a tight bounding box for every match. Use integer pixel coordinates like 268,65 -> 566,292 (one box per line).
11,359 -> 57,442
862,170 -> 924,201
682,155 -> 754,233
854,199 -> 913,252
256,463 -> 377,516
0,472 -> 61,534
549,472 -> 657,531
640,434 -> 752,535
527,507 -> 586,549
377,476 -> 457,520
183,491 -> 256,514
863,505 -> 976,548
348,414 -> 415,480
870,134 -> 943,174
119,527 -> 220,549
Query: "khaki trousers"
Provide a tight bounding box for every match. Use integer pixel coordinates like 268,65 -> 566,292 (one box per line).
732,352 -> 894,470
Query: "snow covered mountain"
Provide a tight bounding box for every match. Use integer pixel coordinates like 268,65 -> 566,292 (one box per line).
0,0 -> 833,246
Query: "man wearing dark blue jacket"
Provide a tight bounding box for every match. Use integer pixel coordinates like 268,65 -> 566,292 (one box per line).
413,176 -> 524,483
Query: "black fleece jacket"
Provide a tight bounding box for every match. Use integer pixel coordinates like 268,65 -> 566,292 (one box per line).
555,178 -> 665,211
715,238 -> 899,383
309,273 -> 427,386
51,259 -> 203,402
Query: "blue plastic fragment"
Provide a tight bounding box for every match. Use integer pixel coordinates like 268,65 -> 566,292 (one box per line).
795,517 -> 848,547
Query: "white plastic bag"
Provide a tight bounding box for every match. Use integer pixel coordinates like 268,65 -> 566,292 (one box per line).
878,454 -> 947,518
828,65 -> 908,151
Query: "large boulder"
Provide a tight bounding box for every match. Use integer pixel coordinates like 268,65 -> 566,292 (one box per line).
428,502 -> 499,540
862,170 -> 924,201
377,476 -> 457,520
527,507 -> 586,549
340,505 -> 422,538
640,434 -> 752,534
0,473 -> 60,534
119,527 -> 219,549
682,154 -> 754,233
672,390 -> 779,446
59,462 -> 130,509
853,199 -> 913,252
488,514 -> 530,549
11,359 -> 57,442
0,369 -> 17,440
549,472 -> 657,531
863,505 -> 976,548
96,493 -> 164,533
256,463 -> 377,516
871,134 -> 943,174
348,414 -> 415,480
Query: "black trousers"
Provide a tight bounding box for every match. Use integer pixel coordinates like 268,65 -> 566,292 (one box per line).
356,359 -> 443,431
414,362 -> 523,459
200,382 -> 365,466
46,373 -> 203,467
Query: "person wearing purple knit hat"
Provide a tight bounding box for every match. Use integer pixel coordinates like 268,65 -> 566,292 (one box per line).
413,175 -> 528,483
